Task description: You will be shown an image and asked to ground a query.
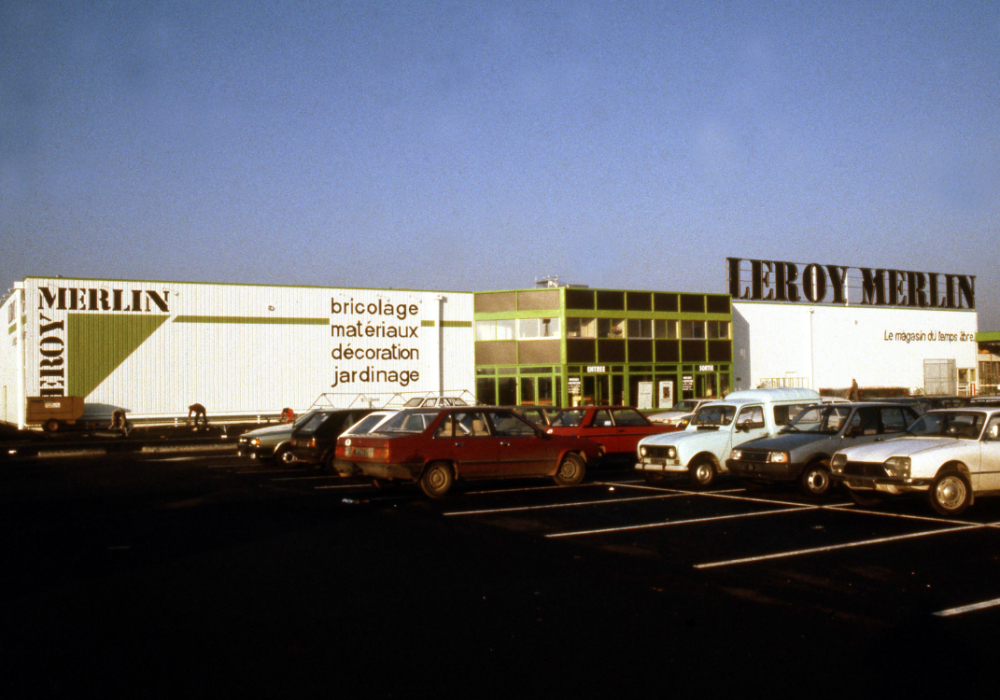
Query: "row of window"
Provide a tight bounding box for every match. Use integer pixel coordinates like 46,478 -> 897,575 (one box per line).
475,318 -> 730,341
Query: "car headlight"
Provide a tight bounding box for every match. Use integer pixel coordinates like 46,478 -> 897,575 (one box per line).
639,446 -> 648,457
666,446 -> 677,459
884,456 -> 911,478
769,451 -> 790,464
250,438 -> 260,447
731,449 -> 742,461
831,453 -> 847,473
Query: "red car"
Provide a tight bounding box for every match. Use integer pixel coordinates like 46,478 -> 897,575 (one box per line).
546,406 -> 678,460
334,407 -> 601,498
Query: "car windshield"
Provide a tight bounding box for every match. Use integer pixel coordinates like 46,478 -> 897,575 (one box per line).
784,405 -> 853,434
292,409 -> 322,427
670,400 -> 700,412
379,410 -> 437,433
906,411 -> 986,439
344,413 -> 391,435
297,411 -> 332,432
551,409 -> 586,428
692,405 -> 736,427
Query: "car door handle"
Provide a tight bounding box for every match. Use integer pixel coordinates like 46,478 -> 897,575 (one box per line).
500,441 -> 511,447
455,442 -> 465,447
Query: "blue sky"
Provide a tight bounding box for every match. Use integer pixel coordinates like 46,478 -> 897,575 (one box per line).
3,1 -> 999,325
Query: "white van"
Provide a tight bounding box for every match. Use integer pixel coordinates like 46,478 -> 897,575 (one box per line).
635,388 -> 822,487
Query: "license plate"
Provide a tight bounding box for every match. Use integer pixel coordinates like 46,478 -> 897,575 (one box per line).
849,477 -> 876,489
351,447 -> 373,457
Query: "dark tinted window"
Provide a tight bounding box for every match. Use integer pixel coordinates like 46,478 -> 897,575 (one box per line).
612,408 -> 648,426
489,412 -> 536,436
880,407 -> 911,433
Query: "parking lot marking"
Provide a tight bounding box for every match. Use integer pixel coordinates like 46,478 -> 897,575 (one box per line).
547,504 -> 817,538
444,493 -> 687,516
466,483 -> 600,496
839,506 -> 984,528
270,475 -> 342,481
314,483 -> 372,490
694,523 -> 984,569
934,597 -> 1000,617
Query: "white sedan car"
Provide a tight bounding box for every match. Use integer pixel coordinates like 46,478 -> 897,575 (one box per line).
830,407 -> 1000,516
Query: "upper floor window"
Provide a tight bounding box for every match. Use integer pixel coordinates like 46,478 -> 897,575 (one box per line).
627,319 -> 653,338
681,320 -> 705,339
707,321 -> 730,339
567,318 -> 597,338
474,319 -> 516,341
518,318 -> 560,339
597,318 -> 626,338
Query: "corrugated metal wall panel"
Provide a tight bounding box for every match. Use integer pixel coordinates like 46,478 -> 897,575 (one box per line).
1,291 -> 22,424
16,278 -> 475,420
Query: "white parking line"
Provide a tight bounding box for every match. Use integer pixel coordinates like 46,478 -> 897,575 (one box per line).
314,483 -> 371,490
934,597 -> 1000,617
546,504 -> 818,538
465,483 -> 599,496
445,493 -> 688,516
695,523 -> 985,569
271,475 -> 338,481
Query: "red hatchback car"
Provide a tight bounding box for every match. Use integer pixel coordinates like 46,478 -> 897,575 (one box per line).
334,407 -> 601,498
546,406 -> 679,460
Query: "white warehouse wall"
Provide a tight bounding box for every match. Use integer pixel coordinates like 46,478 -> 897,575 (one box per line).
733,301 -> 978,393
10,278 -> 474,424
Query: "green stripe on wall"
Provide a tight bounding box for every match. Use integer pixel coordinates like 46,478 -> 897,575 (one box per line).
7,323 -> 14,335
421,320 -> 472,327
173,316 -> 329,325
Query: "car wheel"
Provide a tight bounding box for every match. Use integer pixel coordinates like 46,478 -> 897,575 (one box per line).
847,488 -> 882,508
689,458 -> 716,488
798,460 -> 832,498
44,419 -> 60,433
929,469 -> 972,517
553,454 -> 586,486
644,472 -> 666,486
274,446 -> 296,467
420,462 -> 454,498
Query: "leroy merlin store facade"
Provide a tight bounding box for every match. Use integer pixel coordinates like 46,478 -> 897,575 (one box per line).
0,258 -> 984,428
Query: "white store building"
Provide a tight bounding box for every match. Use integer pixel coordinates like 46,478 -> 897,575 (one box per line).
2,278 -> 475,429
728,258 -> 979,396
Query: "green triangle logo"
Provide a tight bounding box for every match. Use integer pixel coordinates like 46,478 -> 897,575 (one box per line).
67,314 -> 170,398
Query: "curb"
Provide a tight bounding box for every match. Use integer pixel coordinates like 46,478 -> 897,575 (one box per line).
3,441 -> 238,460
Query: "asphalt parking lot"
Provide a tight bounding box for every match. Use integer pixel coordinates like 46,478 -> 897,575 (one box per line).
3,450 -> 1000,698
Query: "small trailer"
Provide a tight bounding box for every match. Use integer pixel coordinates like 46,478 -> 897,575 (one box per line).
25,396 -> 86,432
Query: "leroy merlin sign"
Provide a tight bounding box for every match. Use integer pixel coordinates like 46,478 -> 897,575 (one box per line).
727,257 -> 975,310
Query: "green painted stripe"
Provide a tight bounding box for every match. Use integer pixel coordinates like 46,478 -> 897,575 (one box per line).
7,322 -> 15,335
978,332 -> 1000,342
419,320 -> 473,328
173,316 -> 329,325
